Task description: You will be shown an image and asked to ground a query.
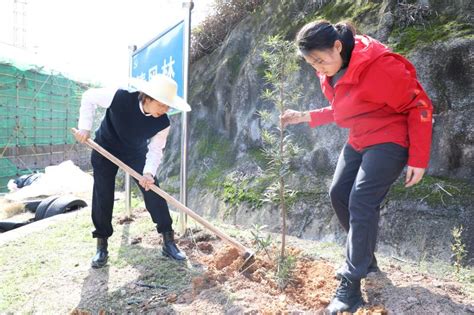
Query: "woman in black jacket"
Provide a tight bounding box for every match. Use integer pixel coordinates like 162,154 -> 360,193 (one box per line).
75,74 -> 191,268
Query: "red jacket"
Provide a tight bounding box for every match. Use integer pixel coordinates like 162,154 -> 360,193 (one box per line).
309,35 -> 433,168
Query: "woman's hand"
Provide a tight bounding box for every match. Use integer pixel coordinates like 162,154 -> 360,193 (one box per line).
74,129 -> 90,143
139,173 -> 155,191
405,166 -> 425,187
280,109 -> 311,127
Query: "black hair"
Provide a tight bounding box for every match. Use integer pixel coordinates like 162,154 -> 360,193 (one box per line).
296,20 -> 356,69
138,92 -> 152,103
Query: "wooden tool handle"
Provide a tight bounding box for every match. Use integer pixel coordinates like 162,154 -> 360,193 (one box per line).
72,128 -> 249,254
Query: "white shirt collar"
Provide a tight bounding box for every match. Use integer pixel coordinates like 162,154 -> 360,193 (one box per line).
125,85 -> 150,117
139,101 -> 152,116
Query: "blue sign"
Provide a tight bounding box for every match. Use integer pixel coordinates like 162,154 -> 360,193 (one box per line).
131,20 -> 184,114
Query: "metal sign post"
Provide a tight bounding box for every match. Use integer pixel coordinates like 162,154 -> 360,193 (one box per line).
180,0 -> 193,234
126,44 -> 137,217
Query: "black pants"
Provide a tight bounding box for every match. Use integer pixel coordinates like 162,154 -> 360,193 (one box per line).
90,149 -> 173,239
330,142 -> 407,281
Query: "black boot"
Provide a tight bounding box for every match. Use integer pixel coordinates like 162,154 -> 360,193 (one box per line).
91,238 -> 108,268
326,276 -> 364,314
162,231 -> 186,261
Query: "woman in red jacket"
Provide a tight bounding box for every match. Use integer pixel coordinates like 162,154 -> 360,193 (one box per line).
281,20 -> 433,314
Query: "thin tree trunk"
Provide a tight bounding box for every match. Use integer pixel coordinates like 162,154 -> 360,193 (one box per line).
279,65 -> 287,260
279,171 -> 287,259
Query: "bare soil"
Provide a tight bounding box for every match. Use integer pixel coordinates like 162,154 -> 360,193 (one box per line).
68,210 -> 473,314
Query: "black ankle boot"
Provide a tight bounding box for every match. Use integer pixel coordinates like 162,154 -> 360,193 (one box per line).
91,238 -> 108,268
326,276 -> 364,314
161,231 -> 186,261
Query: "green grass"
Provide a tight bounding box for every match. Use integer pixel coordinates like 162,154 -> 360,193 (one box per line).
0,199 -> 197,313
390,17 -> 473,55
0,214 -> 92,310
273,1 -> 382,39
0,195 -> 266,312
195,136 -> 233,161
267,1 -> 472,56
222,176 -> 264,211
316,1 -> 381,22
388,175 -> 474,207
192,123 -> 235,190
201,164 -> 229,189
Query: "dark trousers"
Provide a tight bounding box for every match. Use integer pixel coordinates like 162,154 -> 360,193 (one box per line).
330,142 -> 407,281
90,149 -> 173,239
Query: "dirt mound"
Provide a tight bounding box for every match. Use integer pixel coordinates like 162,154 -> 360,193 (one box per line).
214,246 -> 241,270
185,239 -> 396,313
285,259 -> 337,310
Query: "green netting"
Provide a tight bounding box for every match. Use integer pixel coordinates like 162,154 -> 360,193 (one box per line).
0,158 -> 30,191
0,63 -> 87,147
0,58 -> 94,188
0,158 -> 18,177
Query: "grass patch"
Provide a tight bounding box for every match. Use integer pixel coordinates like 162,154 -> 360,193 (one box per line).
314,1 -> 381,22
193,128 -> 235,190
275,1 -> 382,38
222,177 -> 263,211
195,133 -> 233,160
0,213 -> 92,311
201,164 -> 228,190
390,17 -> 473,55
0,199 -> 196,313
388,175 -> 474,207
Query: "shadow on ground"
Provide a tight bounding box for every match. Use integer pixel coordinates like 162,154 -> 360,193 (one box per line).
364,271 -> 473,314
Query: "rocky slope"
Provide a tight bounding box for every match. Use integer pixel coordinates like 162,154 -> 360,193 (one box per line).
158,0 -> 474,264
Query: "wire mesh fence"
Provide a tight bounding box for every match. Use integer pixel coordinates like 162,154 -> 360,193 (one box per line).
0,61 -> 98,192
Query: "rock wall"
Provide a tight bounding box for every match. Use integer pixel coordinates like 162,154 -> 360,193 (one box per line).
158,0 -> 474,264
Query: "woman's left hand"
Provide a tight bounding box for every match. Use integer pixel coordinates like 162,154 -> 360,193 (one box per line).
139,173 -> 155,191
405,166 -> 425,187
280,109 -> 311,127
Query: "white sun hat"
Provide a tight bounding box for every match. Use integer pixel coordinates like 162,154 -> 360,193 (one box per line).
129,74 -> 191,112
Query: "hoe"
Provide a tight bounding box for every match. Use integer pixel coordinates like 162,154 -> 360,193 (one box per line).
72,128 -> 255,264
